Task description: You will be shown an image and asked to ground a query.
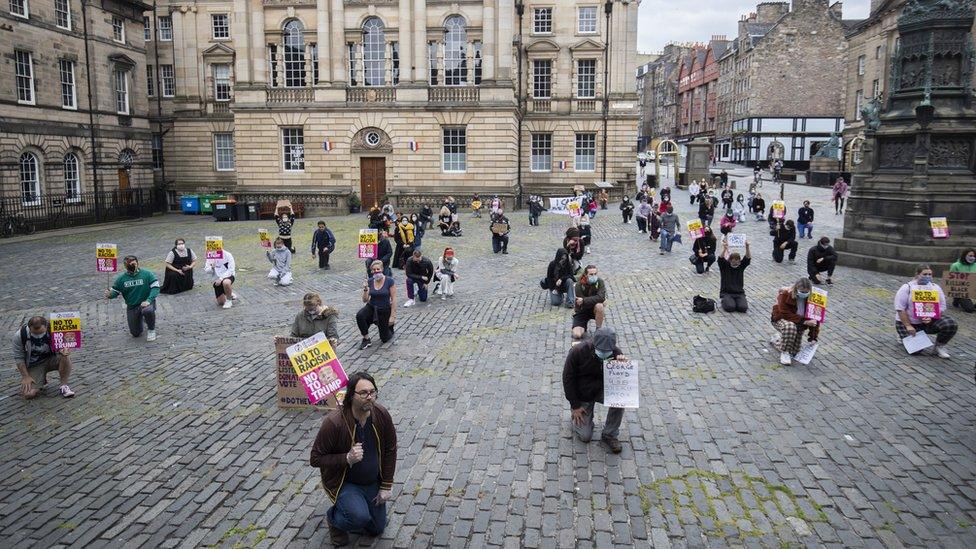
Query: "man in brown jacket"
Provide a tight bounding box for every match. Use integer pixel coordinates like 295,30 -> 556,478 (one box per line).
310,372 -> 397,545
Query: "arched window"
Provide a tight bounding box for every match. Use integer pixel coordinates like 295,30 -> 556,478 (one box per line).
19,152 -> 41,205
119,149 -> 134,168
283,20 -> 306,87
362,18 -> 386,86
64,152 -> 81,201
444,16 -> 467,86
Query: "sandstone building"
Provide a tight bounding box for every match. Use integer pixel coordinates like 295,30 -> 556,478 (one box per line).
675,37 -> 729,147
635,43 -> 691,153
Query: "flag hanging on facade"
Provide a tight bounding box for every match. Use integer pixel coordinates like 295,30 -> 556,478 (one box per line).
322,140 -> 333,152
409,139 -> 419,152
558,160 -> 567,171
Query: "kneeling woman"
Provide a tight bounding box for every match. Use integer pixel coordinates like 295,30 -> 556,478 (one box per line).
356,260 -> 397,349
770,278 -> 820,366
266,238 -> 294,286
160,238 -> 197,294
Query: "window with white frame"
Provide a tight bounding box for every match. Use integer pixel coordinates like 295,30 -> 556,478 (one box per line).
312,42 -> 319,84
531,133 -> 552,172
9,0 -> 27,18
854,89 -> 863,120
146,64 -> 154,96
59,60 -> 76,109
872,78 -> 880,99
212,13 -> 229,39
214,133 -> 235,171
575,133 -> 596,171
213,64 -> 231,101
578,6 -> 597,33
532,59 -> 551,99
577,59 -> 596,98
161,64 -> 175,97
473,41 -> 482,84
64,152 -> 81,201
346,43 -> 357,86
362,17 -> 386,86
390,42 -> 398,85
158,15 -> 172,41
115,69 -> 129,114
282,127 -> 305,171
55,0 -> 71,29
20,152 -> 40,205
857,55 -> 865,76
444,15 -> 467,86
15,50 -> 34,105
442,127 -> 466,172
143,16 -> 151,40
428,41 -> 438,85
112,15 -> 125,43
151,134 -> 163,169
283,20 -> 306,87
533,7 -> 552,34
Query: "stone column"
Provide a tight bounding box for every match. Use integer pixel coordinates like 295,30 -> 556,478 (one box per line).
481,0 -> 495,81
233,0 -> 251,83
251,0 -> 266,84
495,0 -> 514,81
398,0 -> 412,82
330,0 -> 345,84
385,42 -> 393,85
306,43 -> 314,85
277,42 -> 285,86
316,0 -> 331,83
413,0 -> 427,83
466,41 -> 474,84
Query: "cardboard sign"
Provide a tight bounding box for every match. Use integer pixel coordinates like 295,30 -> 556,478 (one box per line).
96,243 -> 118,273
930,217 -> 949,239
259,229 -> 272,249
771,201 -> 786,219
205,236 -> 224,260
274,336 -> 338,410
911,288 -> 940,319
603,360 -> 639,409
942,271 -> 976,299
804,287 -> 828,323
358,229 -> 378,259
49,312 -> 82,351
726,233 -> 747,248
285,332 -> 349,405
687,219 -> 705,240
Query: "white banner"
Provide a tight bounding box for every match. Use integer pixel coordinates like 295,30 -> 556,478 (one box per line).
548,196 -> 580,215
603,360 -> 639,409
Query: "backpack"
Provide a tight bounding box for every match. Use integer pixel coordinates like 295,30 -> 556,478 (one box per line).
692,295 -> 716,313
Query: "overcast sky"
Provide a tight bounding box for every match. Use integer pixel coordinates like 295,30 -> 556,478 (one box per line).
637,0 -> 872,53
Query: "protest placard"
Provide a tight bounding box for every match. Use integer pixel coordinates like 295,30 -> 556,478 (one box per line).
772,201 -> 786,219
205,236 -> 224,260
687,219 -> 704,240
49,312 -> 82,351
911,288 -> 940,319
274,336 -> 340,410
547,196 -> 579,215
286,332 -> 349,405
259,229 -> 271,249
805,286 -> 828,323
358,229 -> 378,259
567,200 -> 582,218
603,360 -> 639,409
96,243 -> 118,273
726,233 -> 747,249
471,200 -> 482,211
942,271 -> 976,299
929,217 -> 949,239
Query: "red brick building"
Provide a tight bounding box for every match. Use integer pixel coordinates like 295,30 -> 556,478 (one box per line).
676,37 -> 730,145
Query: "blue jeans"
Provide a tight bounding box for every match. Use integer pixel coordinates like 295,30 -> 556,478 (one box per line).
406,278 -> 428,301
798,223 -> 813,238
328,482 -> 387,536
549,277 -> 576,306
660,230 -> 680,252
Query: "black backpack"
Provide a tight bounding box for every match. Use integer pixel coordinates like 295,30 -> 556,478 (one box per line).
692,295 -> 716,313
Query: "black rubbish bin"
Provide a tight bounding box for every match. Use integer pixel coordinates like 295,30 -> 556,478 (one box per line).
245,202 -> 260,221
212,200 -> 237,221
234,202 -> 248,221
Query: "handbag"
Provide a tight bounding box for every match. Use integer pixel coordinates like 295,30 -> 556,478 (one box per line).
692,295 -> 716,313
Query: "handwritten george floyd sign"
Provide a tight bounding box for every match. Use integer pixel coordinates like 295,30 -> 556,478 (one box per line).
603,360 -> 639,409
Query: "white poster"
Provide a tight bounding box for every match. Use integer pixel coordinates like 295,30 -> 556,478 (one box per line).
603,360 -> 639,409
794,342 -> 818,365
548,196 -> 580,215
727,233 -> 747,248
902,332 -> 934,354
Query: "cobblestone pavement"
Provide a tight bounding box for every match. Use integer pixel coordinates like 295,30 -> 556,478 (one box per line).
1,179 -> 974,549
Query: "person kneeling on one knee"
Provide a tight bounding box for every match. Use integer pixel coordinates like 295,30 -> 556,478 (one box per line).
12,316 -> 74,399
267,238 -> 294,286
562,327 -> 628,453
717,238 -> 751,313
572,265 -> 607,340
771,278 -> 820,365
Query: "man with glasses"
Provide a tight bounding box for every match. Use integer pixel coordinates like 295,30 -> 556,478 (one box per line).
105,255 -> 160,341
311,372 -> 397,546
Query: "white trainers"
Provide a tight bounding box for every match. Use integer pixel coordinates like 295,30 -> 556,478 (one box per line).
403,299 -> 415,307
59,384 -> 75,398
146,330 -> 157,342
231,292 -> 239,300
770,333 -> 782,347
223,300 -> 233,309
935,345 -> 951,359
441,293 -> 447,300
779,352 -> 792,365
585,246 -> 591,254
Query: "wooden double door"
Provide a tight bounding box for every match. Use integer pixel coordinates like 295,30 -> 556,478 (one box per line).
360,157 -> 386,208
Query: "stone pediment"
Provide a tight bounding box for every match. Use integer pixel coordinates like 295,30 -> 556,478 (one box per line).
525,39 -> 560,54
569,38 -> 604,52
108,53 -> 137,68
202,43 -> 236,58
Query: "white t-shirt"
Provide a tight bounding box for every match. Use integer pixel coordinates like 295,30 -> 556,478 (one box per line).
165,248 -> 197,264
894,280 -> 946,324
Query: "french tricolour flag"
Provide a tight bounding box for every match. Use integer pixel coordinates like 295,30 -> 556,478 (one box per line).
409,140 -> 419,152
323,140 -> 333,152
558,160 -> 567,171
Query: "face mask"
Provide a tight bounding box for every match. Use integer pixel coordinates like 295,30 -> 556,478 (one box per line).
176,244 -> 186,252
796,291 -> 810,299
595,349 -> 613,360
126,263 -> 137,273
587,275 -> 598,284
275,246 -> 283,251
29,332 -> 46,342
967,255 -> 975,264
305,307 -> 319,316
820,244 -> 828,250
371,273 -> 384,281
445,255 -> 454,261
919,275 -> 933,285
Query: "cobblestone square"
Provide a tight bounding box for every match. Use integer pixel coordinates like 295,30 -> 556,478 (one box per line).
1,180 -> 974,548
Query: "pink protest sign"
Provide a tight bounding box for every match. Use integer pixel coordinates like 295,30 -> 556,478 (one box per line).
50,312 -> 82,351
358,229 -> 378,259
286,332 -> 349,405
96,243 -> 118,273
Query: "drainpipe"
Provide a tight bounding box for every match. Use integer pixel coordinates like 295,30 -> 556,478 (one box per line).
152,0 -> 168,209
600,0 -> 613,184
81,0 -> 101,221
515,2 -> 525,210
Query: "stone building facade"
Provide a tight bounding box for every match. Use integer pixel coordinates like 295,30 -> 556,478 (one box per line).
675,37 -> 729,145
1,0 -> 153,207
634,43 -> 690,152
144,0 -> 639,205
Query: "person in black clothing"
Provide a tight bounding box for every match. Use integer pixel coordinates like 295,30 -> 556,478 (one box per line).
797,200 -> 814,239
418,204 -> 433,230
311,221 -> 336,270
619,196 -> 634,223
160,238 -> 197,294
546,248 -> 576,308
772,219 -> 799,264
365,230 -> 393,277
752,193 -> 766,221
403,249 -> 434,306
490,212 -> 510,254
275,208 -> 297,253
721,188 -> 734,210
357,261 -> 397,349
691,227 -> 717,274
368,206 -> 383,230
807,237 -> 838,285
698,194 -> 716,227
528,196 -> 544,226
717,238 -> 751,312
563,227 -> 585,266
578,216 -> 593,253
719,170 -> 729,188
562,326 -> 628,453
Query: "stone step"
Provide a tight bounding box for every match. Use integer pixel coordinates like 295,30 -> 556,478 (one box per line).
835,236 -> 955,276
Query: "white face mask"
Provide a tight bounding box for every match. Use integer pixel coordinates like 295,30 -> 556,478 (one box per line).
176,244 -> 186,252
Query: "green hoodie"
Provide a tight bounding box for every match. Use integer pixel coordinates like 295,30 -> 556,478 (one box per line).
110,269 -> 161,308
949,260 -> 976,273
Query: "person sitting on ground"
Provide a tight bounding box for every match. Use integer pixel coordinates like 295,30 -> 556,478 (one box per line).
546,248 -> 576,309
807,236 -> 838,285
311,221 -> 336,270
721,188 -> 734,210
160,238 -> 197,295
719,209 -> 737,236
657,195 -> 671,215
403,249 -> 434,307
692,227 -> 717,274
205,249 -> 237,309
563,327 -> 628,453
438,205 -> 452,235
291,292 -> 340,346
619,196 -> 634,224
752,193 -> 766,221
772,219 -> 799,264
563,227 -> 585,267
356,261 -> 397,349
732,194 -> 747,222
688,180 -> 700,205
368,206 -> 383,230
698,193 -> 716,228
894,264 -> 957,358
490,211 -> 511,254
435,247 -> 459,300
578,215 -> 593,254
106,256 -> 161,340
635,198 -> 652,233
12,315 -> 74,399
267,237 -> 294,286
447,220 -> 463,237
419,203 -> 433,230
571,265 -> 607,341
770,278 -> 820,366
717,237 -> 751,313
410,213 -> 425,252
949,248 -> 976,313
648,206 -> 662,242
472,193 -> 484,219
392,215 -> 415,270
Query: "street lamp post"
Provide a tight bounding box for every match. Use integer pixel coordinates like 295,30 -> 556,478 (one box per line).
515,1 -> 525,209
600,0 -> 613,184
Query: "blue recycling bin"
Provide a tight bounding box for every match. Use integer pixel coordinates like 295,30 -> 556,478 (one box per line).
181,195 -> 201,214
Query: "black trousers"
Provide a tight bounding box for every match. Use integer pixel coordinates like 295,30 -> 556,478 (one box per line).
492,234 -> 509,253
316,247 -> 332,268
281,237 -> 295,254
356,306 -> 394,342
636,217 -> 647,232
807,258 -> 836,280
694,254 -> 715,274
772,241 -> 798,263
720,293 -> 748,313
622,210 -> 632,223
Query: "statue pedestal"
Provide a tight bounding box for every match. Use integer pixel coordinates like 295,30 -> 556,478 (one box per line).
682,139 -> 712,190
805,157 -> 846,187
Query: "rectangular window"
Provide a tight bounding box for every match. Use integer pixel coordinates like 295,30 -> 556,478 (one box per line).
151,134 -> 163,170
59,60 -> 76,109
55,0 -> 71,29
9,0 -> 27,18
854,89 -> 864,121
442,127 -> 467,172
112,15 -> 125,43
575,133 -> 596,172
533,7 -> 552,34
346,43 -> 357,86
146,64 -> 154,96
392,41 -> 399,85
211,13 -> 229,39
143,15 -> 151,40
474,41 -> 482,85
282,127 -> 305,171
270,44 -> 279,87
857,55 -> 865,76
531,133 -> 552,172
532,59 -> 551,99
214,133 -> 235,171
161,64 -> 175,97
158,15 -> 172,41
311,43 -> 319,84
214,64 -> 231,101
871,78 -> 880,99
875,45 -> 882,59
115,70 -> 129,114
578,6 -> 597,33
428,41 -> 438,85
577,59 -> 596,98
15,50 -> 34,105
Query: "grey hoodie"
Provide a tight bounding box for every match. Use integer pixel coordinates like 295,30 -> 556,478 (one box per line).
660,211 -> 680,233
267,247 -> 292,274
